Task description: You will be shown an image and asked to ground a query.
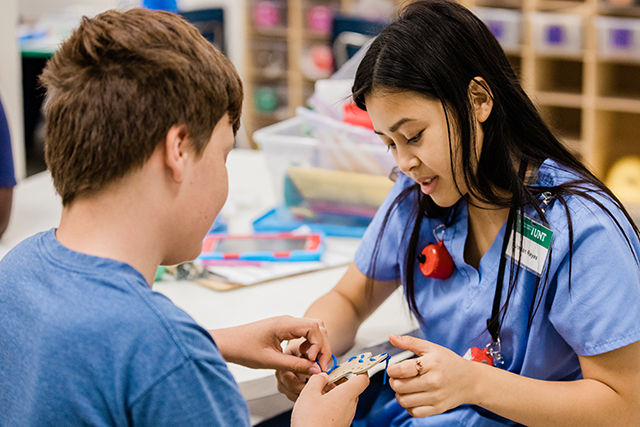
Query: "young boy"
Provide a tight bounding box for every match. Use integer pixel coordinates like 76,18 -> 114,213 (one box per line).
0,8 -> 367,426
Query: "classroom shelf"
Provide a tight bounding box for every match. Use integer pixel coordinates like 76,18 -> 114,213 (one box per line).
596,96 -> 640,113
537,91 -> 584,107
244,0 -> 640,179
244,0 -> 344,146
594,110 -> 640,172
467,0 -> 640,176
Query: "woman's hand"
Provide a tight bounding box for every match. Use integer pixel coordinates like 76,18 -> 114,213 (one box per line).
387,333 -> 478,418
291,372 -> 369,427
209,316 -> 332,375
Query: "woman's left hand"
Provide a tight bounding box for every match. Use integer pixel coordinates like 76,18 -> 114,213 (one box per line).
387,334 -> 478,418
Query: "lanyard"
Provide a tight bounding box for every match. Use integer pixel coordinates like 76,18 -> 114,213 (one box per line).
486,159 -> 535,343
486,205 -> 516,343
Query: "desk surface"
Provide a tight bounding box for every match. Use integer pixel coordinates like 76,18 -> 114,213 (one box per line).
0,148 -> 416,424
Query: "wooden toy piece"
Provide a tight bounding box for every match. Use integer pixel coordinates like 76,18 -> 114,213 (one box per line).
327,352 -> 389,384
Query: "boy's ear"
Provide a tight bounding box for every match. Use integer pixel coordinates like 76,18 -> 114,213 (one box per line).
164,125 -> 190,182
468,77 -> 493,123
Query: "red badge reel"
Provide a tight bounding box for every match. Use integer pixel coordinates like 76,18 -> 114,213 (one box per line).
463,347 -> 493,365
418,225 -> 454,279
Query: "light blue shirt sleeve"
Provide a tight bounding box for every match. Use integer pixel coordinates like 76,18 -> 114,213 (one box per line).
548,196 -> 640,356
130,358 -> 251,427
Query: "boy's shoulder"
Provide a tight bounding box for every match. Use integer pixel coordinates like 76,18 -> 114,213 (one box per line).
0,228 -> 225,372
0,230 -> 239,425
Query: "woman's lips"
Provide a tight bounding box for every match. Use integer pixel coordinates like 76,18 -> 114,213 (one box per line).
419,176 -> 438,195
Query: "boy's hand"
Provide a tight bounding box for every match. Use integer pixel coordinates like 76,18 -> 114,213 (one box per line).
209,316 -> 332,376
275,337 -> 317,401
291,373 -> 369,427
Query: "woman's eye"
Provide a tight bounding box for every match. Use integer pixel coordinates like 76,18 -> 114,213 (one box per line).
387,142 -> 396,152
407,131 -> 424,144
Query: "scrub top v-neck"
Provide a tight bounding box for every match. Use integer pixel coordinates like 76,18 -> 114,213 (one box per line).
353,159 -> 640,425
355,158 -> 640,379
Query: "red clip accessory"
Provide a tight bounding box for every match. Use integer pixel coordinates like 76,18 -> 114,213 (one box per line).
463,347 -> 493,365
418,225 -> 454,279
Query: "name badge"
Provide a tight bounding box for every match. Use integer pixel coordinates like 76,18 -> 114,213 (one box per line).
505,213 -> 553,277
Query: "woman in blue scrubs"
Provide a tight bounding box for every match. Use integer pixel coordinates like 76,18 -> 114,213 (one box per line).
276,1 -> 640,425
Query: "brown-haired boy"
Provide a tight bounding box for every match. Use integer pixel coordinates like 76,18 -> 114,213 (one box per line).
0,8 -> 367,426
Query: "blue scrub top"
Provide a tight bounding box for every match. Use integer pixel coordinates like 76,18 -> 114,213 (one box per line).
354,159 -> 640,426
0,98 -> 16,188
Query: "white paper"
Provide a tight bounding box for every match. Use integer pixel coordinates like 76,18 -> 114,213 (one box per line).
204,237 -> 360,286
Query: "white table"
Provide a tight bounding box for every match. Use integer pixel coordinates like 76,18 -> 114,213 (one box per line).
0,148 -> 417,425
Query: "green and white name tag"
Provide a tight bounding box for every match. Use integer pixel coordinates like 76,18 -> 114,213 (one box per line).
505,213 -> 553,277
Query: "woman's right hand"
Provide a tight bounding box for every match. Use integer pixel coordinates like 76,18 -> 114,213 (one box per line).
291,373 -> 369,427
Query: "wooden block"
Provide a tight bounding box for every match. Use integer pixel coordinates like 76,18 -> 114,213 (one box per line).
327,352 -> 389,384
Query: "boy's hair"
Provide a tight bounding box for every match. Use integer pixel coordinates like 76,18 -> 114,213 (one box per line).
40,8 -> 243,205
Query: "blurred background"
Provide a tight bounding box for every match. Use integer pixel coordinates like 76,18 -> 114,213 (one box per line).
2,0 -> 640,209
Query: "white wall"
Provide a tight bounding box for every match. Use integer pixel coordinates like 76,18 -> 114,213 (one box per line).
1,0 -> 25,181
19,0 -> 245,75
19,0 -> 126,21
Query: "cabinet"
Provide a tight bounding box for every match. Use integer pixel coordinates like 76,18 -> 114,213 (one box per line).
245,0 -> 640,181
465,0 -> 640,180
243,0 -> 361,147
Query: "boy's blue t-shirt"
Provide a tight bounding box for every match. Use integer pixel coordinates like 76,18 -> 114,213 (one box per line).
0,229 -> 250,427
0,97 -> 16,188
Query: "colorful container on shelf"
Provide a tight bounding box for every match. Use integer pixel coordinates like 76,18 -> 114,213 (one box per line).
254,85 -> 288,116
307,5 -> 333,34
253,0 -> 287,29
473,7 -> 522,52
596,16 -> 640,60
530,12 -> 583,55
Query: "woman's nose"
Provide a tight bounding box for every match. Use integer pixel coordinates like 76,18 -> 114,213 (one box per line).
396,147 -> 420,173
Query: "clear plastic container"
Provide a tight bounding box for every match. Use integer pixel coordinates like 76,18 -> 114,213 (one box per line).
596,16 -> 640,60
473,7 -> 522,52
530,12 -> 583,55
253,108 -> 395,203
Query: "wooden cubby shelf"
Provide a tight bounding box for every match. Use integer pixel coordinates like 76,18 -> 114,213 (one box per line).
244,0 -> 640,183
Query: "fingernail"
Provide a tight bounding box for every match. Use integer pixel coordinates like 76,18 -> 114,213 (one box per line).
309,365 -> 320,375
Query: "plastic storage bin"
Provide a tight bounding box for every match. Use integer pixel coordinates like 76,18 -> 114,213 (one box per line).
596,16 -> 640,60
252,40 -> 288,79
254,85 -> 288,120
253,108 -> 395,205
304,1 -> 340,35
473,7 -> 522,52
530,12 -> 583,55
251,0 -> 287,31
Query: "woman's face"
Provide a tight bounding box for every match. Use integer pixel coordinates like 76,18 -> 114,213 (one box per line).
365,90 -> 474,208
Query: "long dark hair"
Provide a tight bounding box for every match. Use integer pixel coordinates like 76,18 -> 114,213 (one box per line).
354,0 -> 640,336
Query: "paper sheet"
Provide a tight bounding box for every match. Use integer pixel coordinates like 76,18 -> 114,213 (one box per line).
202,237 -> 360,288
